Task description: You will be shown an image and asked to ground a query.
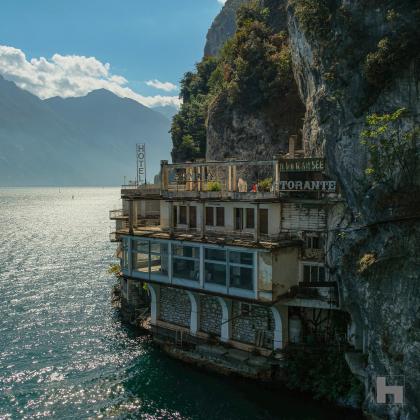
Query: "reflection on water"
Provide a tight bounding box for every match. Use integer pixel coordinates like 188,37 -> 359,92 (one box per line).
0,188 -> 362,419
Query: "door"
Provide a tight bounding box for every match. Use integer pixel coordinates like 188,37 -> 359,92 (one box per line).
234,208 -> 243,230
259,209 -> 268,235
189,206 -> 197,229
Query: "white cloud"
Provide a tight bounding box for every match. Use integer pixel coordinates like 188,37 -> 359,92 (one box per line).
145,79 -> 177,92
0,45 -> 181,108
217,0 -> 226,5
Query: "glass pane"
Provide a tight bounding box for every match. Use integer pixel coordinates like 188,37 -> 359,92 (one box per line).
133,252 -> 149,273
303,265 -> 311,282
205,248 -> 226,262
134,240 -> 148,252
216,207 -> 225,226
150,242 -> 167,254
150,254 -> 168,276
173,259 -> 200,281
229,251 -> 253,266
205,207 -> 214,226
172,245 -> 199,259
205,262 -> 226,286
311,265 -> 318,282
319,266 -> 325,282
229,266 -> 253,290
246,208 -> 255,228
179,206 -> 187,224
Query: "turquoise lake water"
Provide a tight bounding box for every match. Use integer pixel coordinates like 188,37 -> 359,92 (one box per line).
0,187 -> 363,419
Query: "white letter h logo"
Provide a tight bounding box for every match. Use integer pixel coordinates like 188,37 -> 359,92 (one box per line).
376,377 -> 404,404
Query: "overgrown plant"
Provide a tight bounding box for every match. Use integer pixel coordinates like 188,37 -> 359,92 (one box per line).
360,108 -> 418,189
108,263 -> 122,278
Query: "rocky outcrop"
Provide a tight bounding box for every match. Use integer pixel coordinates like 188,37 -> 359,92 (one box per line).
206,0 -> 306,162
286,1 -> 420,418
206,88 -> 304,161
204,0 -> 250,57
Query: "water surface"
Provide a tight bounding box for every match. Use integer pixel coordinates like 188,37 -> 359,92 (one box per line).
0,188 -> 362,419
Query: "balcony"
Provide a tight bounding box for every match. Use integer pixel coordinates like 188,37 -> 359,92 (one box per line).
110,231 -> 122,242
160,157 -> 337,202
109,209 -> 128,220
285,282 -> 339,308
121,184 -> 161,198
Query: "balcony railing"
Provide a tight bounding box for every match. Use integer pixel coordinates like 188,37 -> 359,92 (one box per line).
109,209 -> 128,220
110,231 -> 122,242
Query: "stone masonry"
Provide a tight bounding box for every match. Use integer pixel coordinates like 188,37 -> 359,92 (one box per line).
159,287 -> 191,327
200,296 -> 222,335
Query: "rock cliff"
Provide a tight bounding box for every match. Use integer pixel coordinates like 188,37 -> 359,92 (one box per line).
286,1 -> 420,418
205,0 -> 305,162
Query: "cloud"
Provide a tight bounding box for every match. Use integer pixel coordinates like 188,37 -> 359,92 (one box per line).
145,79 -> 177,92
217,0 -> 226,4
0,45 -> 181,108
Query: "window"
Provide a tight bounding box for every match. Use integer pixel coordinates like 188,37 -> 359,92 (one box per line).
173,206 -> 178,227
234,208 -> 243,230
172,244 -> 200,281
229,251 -> 254,290
150,242 -> 168,277
122,239 -> 129,269
303,264 -> 326,283
306,235 -> 323,249
189,206 -> 197,228
205,248 -> 227,286
259,209 -> 268,235
132,240 -> 149,274
206,207 -> 214,226
246,208 -> 255,229
216,207 -> 225,227
179,206 -> 187,225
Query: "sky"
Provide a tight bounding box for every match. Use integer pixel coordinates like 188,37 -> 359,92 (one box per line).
0,0 -> 226,108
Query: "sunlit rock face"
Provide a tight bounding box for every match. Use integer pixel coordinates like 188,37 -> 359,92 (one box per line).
286,1 -> 420,418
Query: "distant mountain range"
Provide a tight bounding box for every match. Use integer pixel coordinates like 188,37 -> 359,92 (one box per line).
0,75 -> 172,186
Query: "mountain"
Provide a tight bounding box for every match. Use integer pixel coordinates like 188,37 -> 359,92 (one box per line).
152,105 -> 178,120
0,76 -> 171,186
204,0 -> 250,57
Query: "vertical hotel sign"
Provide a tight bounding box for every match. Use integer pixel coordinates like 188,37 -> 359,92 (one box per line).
136,143 -> 146,185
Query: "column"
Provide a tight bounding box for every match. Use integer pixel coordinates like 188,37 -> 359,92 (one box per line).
128,199 -> 135,234
274,158 -> 280,193
254,203 -> 260,242
271,305 -> 288,350
160,160 -> 168,192
186,291 -> 200,335
217,297 -> 232,342
201,201 -> 206,239
168,202 -> 174,236
148,283 -> 161,325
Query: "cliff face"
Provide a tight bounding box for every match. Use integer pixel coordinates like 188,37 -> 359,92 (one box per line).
206,0 -> 305,162
286,1 -> 420,418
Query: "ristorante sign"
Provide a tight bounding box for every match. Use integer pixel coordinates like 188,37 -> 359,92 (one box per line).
278,180 -> 336,192
279,158 -> 325,172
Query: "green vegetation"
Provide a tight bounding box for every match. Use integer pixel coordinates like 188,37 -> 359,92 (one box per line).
258,177 -> 272,192
171,57 -> 218,162
290,0 -> 332,40
207,181 -> 222,191
361,108 -> 418,188
107,263 -> 122,278
171,1 -> 296,161
283,346 -> 363,403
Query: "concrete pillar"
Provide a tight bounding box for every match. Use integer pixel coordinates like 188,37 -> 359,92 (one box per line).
271,305 -> 288,350
200,201 -> 206,239
254,203 -> 260,242
228,166 -> 232,191
217,297 -> 232,342
168,201 -> 174,236
232,165 -> 237,192
186,291 -> 200,335
160,160 -> 168,192
148,283 -> 160,325
274,158 -> 280,193
128,199 -> 135,234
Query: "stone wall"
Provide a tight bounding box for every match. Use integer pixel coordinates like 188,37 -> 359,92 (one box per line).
232,302 -> 274,349
200,296 -> 222,335
159,287 -> 191,328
